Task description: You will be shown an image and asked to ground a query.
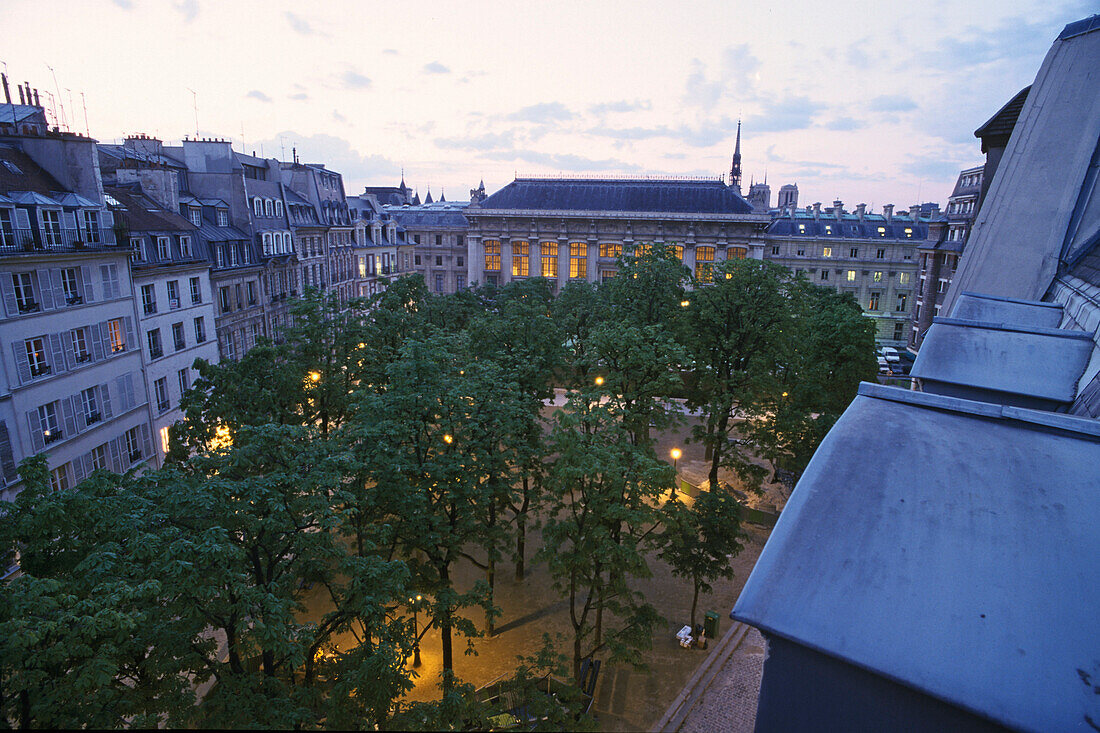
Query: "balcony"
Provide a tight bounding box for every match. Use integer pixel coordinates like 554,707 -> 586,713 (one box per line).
65,294 -> 84,306
75,352 -> 91,364
17,300 -> 40,314
86,411 -> 101,425
30,363 -> 51,377
1,226 -> 118,255
43,429 -> 62,445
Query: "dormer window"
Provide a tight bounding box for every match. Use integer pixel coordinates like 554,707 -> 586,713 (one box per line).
877,227 -> 886,237
189,207 -> 202,226
275,200 -> 283,217
798,224 -> 806,234
157,236 -> 171,259
41,209 -> 62,246
0,208 -> 14,246
82,211 -> 101,243
179,235 -> 193,258
265,199 -> 273,217
216,209 -> 228,227
253,198 -> 262,217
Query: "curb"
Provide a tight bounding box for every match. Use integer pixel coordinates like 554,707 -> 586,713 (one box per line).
650,621 -> 751,733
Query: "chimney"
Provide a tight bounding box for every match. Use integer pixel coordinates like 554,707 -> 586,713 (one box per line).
17,83 -> 24,105
813,202 -> 821,219
1,74 -> 10,105
856,203 -> 866,221
33,89 -> 39,106
883,203 -> 894,222
909,204 -> 921,221
833,199 -> 844,220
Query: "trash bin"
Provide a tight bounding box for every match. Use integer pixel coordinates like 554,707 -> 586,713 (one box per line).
704,610 -> 719,639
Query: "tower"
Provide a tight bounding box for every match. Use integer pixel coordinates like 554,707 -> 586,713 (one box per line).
729,120 -> 743,193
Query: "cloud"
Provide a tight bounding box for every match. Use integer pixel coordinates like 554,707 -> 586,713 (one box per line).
172,0 -> 198,22
434,131 -> 516,151
111,0 -> 133,9
423,61 -> 451,74
908,157 -> 971,182
289,92 -> 308,101
260,132 -> 400,187
333,110 -> 348,124
382,49 -> 399,56
341,70 -> 372,90
507,102 -> 573,122
285,11 -> 316,35
589,100 -> 652,115
246,90 -> 272,103
869,95 -> 918,112
825,116 -> 864,131
587,117 -> 738,148
745,96 -> 824,132
683,44 -> 762,110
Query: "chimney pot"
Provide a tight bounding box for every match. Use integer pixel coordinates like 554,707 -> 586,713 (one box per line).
883,204 -> 894,222
813,202 -> 821,219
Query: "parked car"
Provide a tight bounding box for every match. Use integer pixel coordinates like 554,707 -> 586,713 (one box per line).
877,356 -> 892,375
880,346 -> 901,363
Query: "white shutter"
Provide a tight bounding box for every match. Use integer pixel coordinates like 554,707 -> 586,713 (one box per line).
11,343 -> 30,385
36,270 -> 54,310
60,397 -> 76,439
81,265 -> 94,302
0,273 -> 18,317
99,383 -> 113,419
48,333 -> 66,373
26,410 -> 44,453
50,269 -> 66,306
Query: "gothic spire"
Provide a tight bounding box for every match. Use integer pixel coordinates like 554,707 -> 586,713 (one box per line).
730,120 -> 742,193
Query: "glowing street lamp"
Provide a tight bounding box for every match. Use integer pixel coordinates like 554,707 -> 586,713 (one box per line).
680,299 -> 690,308
671,447 -> 682,472
409,594 -> 423,667
308,371 -> 321,383
442,433 -> 454,445
594,376 -> 605,387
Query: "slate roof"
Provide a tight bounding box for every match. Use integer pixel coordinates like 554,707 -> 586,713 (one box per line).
387,203 -> 469,229
197,221 -> 249,243
732,382 -> 1100,733
767,215 -> 926,240
974,86 -> 1030,151
98,143 -> 186,169
361,186 -> 408,206
910,316 -> 1092,405
0,104 -> 48,127
950,291 -> 1064,328
104,185 -> 196,233
475,178 -> 755,215
0,144 -> 65,195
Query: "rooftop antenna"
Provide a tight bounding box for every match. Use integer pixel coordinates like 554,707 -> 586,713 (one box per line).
279,135 -> 286,161
46,64 -> 66,130
80,91 -> 90,137
186,88 -> 198,137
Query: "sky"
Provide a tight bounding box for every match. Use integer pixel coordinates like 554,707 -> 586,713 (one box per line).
1,0 -> 1094,210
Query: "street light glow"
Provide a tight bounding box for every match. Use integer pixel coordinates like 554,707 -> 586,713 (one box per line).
308,371 -> 321,382
680,299 -> 690,307
594,376 -> 605,386
443,433 -> 454,444
671,448 -> 682,461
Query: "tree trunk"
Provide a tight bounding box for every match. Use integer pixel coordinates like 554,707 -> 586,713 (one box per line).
486,556 -> 496,636
708,411 -> 729,491
515,477 -> 529,581
440,564 -> 453,691
690,580 -> 700,631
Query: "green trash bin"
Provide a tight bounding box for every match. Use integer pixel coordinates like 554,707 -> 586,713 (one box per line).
704,610 -> 719,639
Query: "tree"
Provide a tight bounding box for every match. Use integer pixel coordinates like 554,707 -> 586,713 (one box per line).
681,257 -> 798,491
539,396 -> 669,681
659,488 -> 744,631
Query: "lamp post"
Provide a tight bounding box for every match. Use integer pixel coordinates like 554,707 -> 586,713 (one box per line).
671,447 -> 682,473
410,594 -> 423,667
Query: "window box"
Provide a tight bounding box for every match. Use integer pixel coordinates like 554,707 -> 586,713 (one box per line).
44,430 -> 63,445
30,363 -> 51,377
18,300 -> 40,314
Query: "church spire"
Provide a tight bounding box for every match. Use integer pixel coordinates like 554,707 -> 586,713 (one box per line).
730,120 -> 742,193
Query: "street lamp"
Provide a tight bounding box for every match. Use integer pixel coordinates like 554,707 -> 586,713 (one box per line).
594,375 -> 605,387
671,447 -> 682,473
409,594 -> 423,667
680,299 -> 690,308
442,433 -> 454,444
308,370 -> 321,383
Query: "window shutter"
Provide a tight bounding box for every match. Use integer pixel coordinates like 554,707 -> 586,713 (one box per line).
13,207 -> 30,229
140,423 -> 153,459
72,454 -> 87,484
101,210 -> 113,230
99,265 -> 113,299
49,333 -> 66,373
0,273 -> 17,317
62,211 -> 77,233
81,265 -> 94,302
11,343 -> 30,385
26,410 -> 44,452
125,374 -> 136,409
37,270 -> 54,310
90,323 -> 106,362
123,316 -> 136,351
72,395 -> 87,432
115,373 -> 132,412
61,397 -> 76,438
50,268 -> 66,306
110,436 -> 124,472
0,421 -> 16,484
100,383 -> 113,419
65,330 -> 78,367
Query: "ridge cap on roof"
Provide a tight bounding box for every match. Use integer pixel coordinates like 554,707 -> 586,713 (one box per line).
929,315 -> 1091,339
856,382 -> 1100,438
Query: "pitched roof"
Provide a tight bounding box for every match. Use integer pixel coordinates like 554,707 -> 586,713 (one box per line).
950,291 -> 1063,328
0,144 -> 66,196
732,382 -> 1100,733
475,178 -> 755,215
973,86 -> 1030,151
104,185 -> 196,233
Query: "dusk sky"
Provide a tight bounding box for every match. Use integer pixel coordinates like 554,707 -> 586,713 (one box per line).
2,0 -> 1093,210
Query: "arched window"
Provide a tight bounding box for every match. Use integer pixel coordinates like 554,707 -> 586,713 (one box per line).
275,200 -> 283,217
265,199 -> 273,217
263,233 -> 271,255
253,198 -> 262,216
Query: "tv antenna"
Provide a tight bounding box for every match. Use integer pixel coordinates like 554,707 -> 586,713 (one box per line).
186,88 -> 198,137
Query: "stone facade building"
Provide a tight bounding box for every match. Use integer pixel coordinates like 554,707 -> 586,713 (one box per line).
763,201 -> 926,346
908,166 -> 983,350
388,200 -> 469,293
465,177 -> 768,291
0,106 -> 156,503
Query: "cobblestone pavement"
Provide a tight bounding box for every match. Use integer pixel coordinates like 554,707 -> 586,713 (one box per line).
678,627 -> 766,733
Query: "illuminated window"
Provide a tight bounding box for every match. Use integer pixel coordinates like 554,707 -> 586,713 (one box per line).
877,227 -> 886,237
873,271 -> 883,282
673,245 -> 684,261
896,293 -> 908,312
825,225 -> 833,235
541,243 -> 558,278
869,292 -> 881,310
107,319 -> 125,352
160,426 -> 170,454
823,247 -> 832,258
904,227 -> 913,238
798,224 -> 806,234
847,270 -> 856,282
695,246 -> 715,282
727,247 -> 747,260
484,240 -> 501,271
633,242 -> 651,257
512,241 -> 529,277
600,242 -> 622,258
899,272 -> 910,285
569,242 -> 586,279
